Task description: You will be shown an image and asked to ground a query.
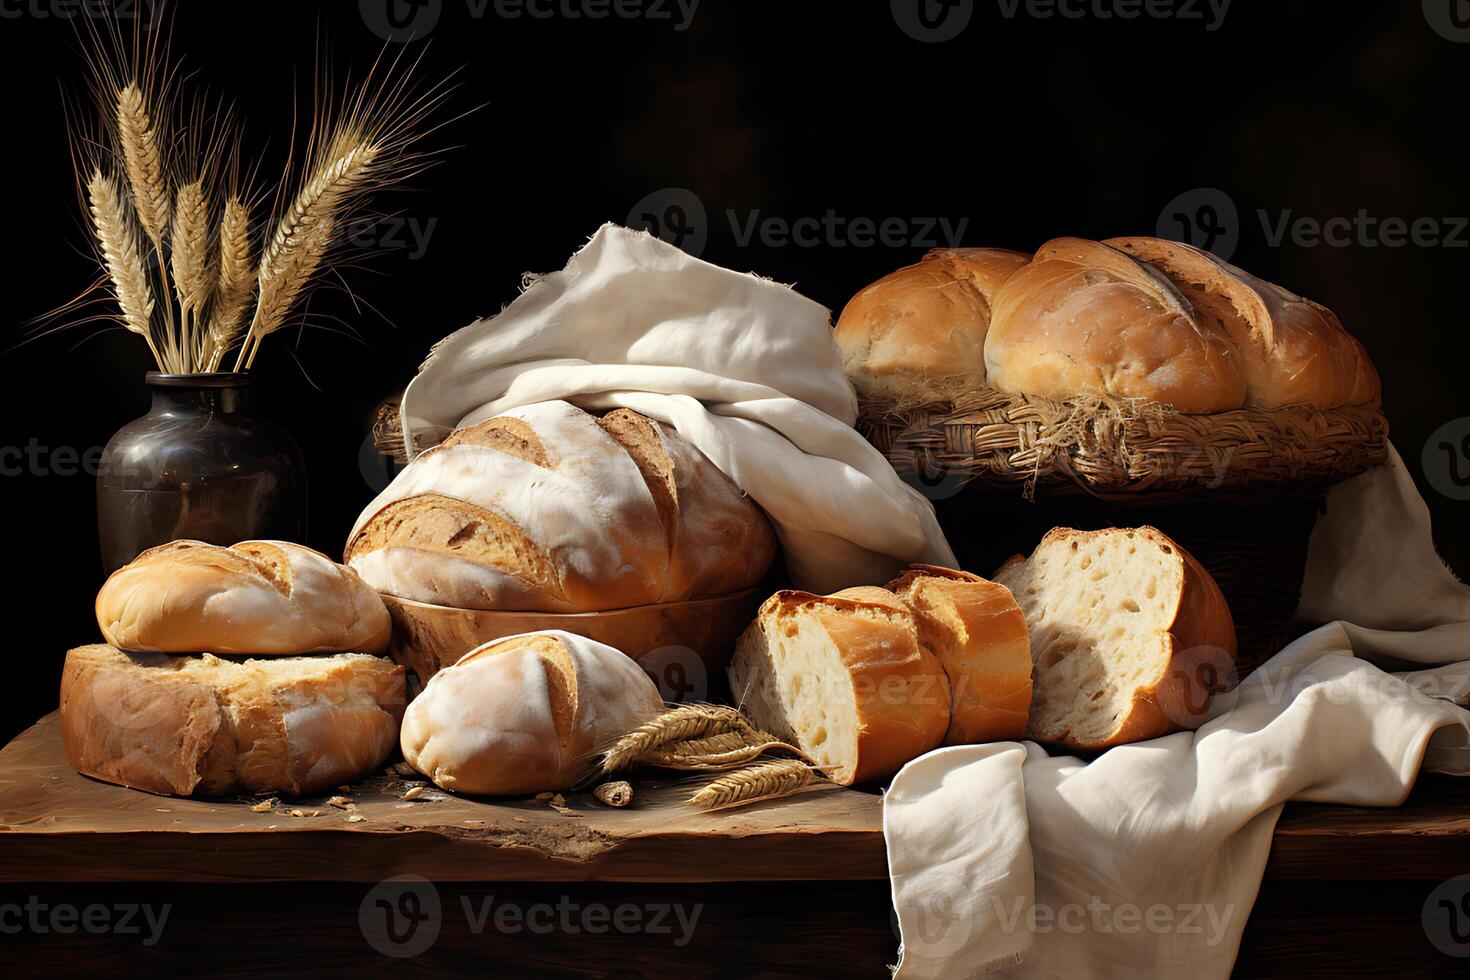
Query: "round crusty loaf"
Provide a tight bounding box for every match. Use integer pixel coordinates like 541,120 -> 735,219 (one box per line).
60,644 -> 404,796
885,565 -> 1033,746
833,248 -> 1030,405
993,526 -> 1237,750
96,540 -> 391,655
728,587 -> 952,785
1103,236 -> 1380,410
985,237 -> 1249,413
346,400 -> 777,613
400,630 -> 664,796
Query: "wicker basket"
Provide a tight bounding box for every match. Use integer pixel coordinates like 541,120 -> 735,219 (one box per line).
859,386 -> 1390,677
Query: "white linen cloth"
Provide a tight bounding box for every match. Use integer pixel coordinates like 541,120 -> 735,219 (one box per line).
887,444 -> 1470,978
397,222 -> 955,593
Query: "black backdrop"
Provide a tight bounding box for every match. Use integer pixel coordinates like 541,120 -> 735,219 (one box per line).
2,0 -> 1468,744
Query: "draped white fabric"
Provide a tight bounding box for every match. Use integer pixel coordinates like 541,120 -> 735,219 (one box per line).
887,445 -> 1470,977
396,223 -> 955,594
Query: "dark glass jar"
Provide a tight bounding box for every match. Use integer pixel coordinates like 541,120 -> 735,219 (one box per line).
96,373 -> 307,574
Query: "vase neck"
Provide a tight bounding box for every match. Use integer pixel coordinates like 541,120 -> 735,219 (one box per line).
148,381 -> 251,416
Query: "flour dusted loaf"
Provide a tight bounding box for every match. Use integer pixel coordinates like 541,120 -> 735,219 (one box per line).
60,644 -> 404,796
400,630 -> 664,796
728,566 -> 1032,785
346,401 -> 777,613
994,527 -> 1237,750
96,540 -> 391,655
834,247 -> 1030,404
837,237 -> 1378,413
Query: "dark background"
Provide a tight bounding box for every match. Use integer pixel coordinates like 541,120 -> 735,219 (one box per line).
2,0 -> 1468,743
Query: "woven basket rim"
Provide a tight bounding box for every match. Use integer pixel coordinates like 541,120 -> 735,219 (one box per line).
858,385 -> 1389,502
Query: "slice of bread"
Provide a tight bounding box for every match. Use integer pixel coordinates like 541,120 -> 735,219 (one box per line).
729,587 -> 951,785
994,527 -> 1237,750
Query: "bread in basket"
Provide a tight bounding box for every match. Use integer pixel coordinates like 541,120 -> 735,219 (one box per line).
837,236 -> 1388,675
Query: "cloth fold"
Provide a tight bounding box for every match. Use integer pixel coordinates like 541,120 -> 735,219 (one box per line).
398,222 -> 955,593
887,444 -> 1470,978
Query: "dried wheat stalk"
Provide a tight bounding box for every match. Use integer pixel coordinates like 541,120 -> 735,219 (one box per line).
600,704 -> 758,775
646,739 -> 809,772
115,81 -> 170,244
689,759 -> 817,812
204,195 -> 255,371
87,169 -> 163,369
235,137 -> 378,369
170,177 -> 214,326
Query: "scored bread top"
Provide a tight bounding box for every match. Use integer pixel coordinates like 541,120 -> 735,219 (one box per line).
346,401 -> 777,613
95,540 -> 392,655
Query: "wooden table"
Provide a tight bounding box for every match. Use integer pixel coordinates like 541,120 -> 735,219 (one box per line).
2,713 -> 1468,977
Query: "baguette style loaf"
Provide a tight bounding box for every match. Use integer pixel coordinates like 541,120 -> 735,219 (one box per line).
400,630 -> 664,796
729,567 -> 1032,784
994,526 -> 1236,750
60,644 -> 404,796
346,401 -> 777,613
833,248 -> 1030,405
96,540 -> 391,655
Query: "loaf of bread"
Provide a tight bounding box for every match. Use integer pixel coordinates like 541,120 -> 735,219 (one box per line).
837,237 -> 1378,413
728,566 -> 1032,784
994,526 -> 1236,750
96,540 -> 391,655
833,248 -> 1030,404
346,401 -> 778,613
60,644 -> 404,796
400,630 -> 664,796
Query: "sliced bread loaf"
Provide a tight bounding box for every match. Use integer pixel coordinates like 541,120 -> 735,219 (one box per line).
728,587 -> 951,785
994,527 -> 1236,750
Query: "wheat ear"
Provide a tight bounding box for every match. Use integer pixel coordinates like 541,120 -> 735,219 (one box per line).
115,81 -> 177,364
689,759 -> 817,812
170,178 -> 213,329
204,196 -> 255,371
646,738 -> 810,772
87,169 -> 162,369
600,705 -> 758,775
235,138 -> 377,370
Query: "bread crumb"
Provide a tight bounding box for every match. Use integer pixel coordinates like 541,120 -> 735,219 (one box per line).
345,814 -> 366,823
401,786 -> 425,801
593,781 -> 634,807
550,793 -> 566,807
534,792 -> 553,800
249,800 -> 276,813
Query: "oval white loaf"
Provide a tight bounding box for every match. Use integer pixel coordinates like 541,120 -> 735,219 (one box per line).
400,630 -> 664,796
346,401 -> 777,612
95,540 -> 391,655
60,644 -> 404,796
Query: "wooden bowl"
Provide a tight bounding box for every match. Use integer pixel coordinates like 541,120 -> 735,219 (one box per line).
381,589 -> 764,694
